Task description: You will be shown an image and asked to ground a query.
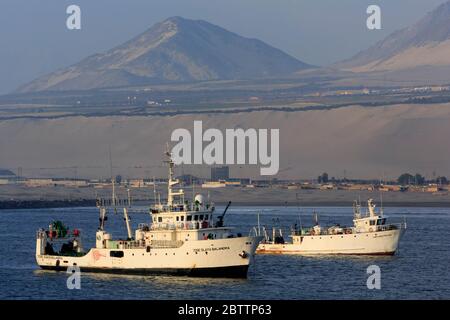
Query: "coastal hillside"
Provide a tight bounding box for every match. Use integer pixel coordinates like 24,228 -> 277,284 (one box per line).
17,17 -> 311,92
336,1 -> 450,73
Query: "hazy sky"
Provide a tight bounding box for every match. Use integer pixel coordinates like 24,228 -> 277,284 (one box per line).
0,0 -> 446,94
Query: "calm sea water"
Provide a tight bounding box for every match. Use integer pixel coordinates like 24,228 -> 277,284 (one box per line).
0,205 -> 449,300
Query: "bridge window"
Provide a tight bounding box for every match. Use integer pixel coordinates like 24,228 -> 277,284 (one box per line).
110,251 -> 124,258
181,216 -> 185,221
199,215 -> 204,220
205,215 -> 209,221
187,215 -> 192,221
176,216 -> 179,221
370,220 -> 376,226
194,215 -> 199,221
158,217 -> 162,222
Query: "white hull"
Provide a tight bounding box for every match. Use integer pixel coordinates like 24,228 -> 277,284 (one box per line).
37,236 -> 261,278
256,229 -> 403,255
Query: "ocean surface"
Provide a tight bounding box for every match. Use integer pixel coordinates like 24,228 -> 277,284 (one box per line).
0,205 -> 449,300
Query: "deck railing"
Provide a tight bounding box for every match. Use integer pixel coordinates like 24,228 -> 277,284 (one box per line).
290,222 -> 406,236
150,240 -> 184,248
150,221 -> 211,231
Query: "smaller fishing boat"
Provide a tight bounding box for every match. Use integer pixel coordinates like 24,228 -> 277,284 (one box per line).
256,199 -> 406,256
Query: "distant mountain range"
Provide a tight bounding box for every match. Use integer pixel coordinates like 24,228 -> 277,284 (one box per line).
18,17 -> 312,92
17,2 -> 450,93
336,1 -> 450,72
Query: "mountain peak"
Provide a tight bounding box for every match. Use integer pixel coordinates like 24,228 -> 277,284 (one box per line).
406,0 -> 450,45
18,17 -> 312,92
156,16 -> 189,31
162,16 -> 191,24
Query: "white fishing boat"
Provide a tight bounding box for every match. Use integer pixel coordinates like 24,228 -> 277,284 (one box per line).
256,199 -> 406,255
36,150 -> 262,278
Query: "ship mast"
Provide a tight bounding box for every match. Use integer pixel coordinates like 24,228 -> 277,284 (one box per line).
123,188 -> 132,240
164,145 -> 184,208
109,146 -> 117,208
368,198 -> 376,217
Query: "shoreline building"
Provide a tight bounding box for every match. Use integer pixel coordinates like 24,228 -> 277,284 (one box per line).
211,166 -> 229,181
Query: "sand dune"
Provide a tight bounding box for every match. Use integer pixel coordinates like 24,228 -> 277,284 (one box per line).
1,103 -> 450,180
348,40 -> 450,72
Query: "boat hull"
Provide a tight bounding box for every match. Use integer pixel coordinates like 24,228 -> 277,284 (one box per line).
256,229 -> 404,256
40,264 -> 249,278
36,236 -> 261,278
